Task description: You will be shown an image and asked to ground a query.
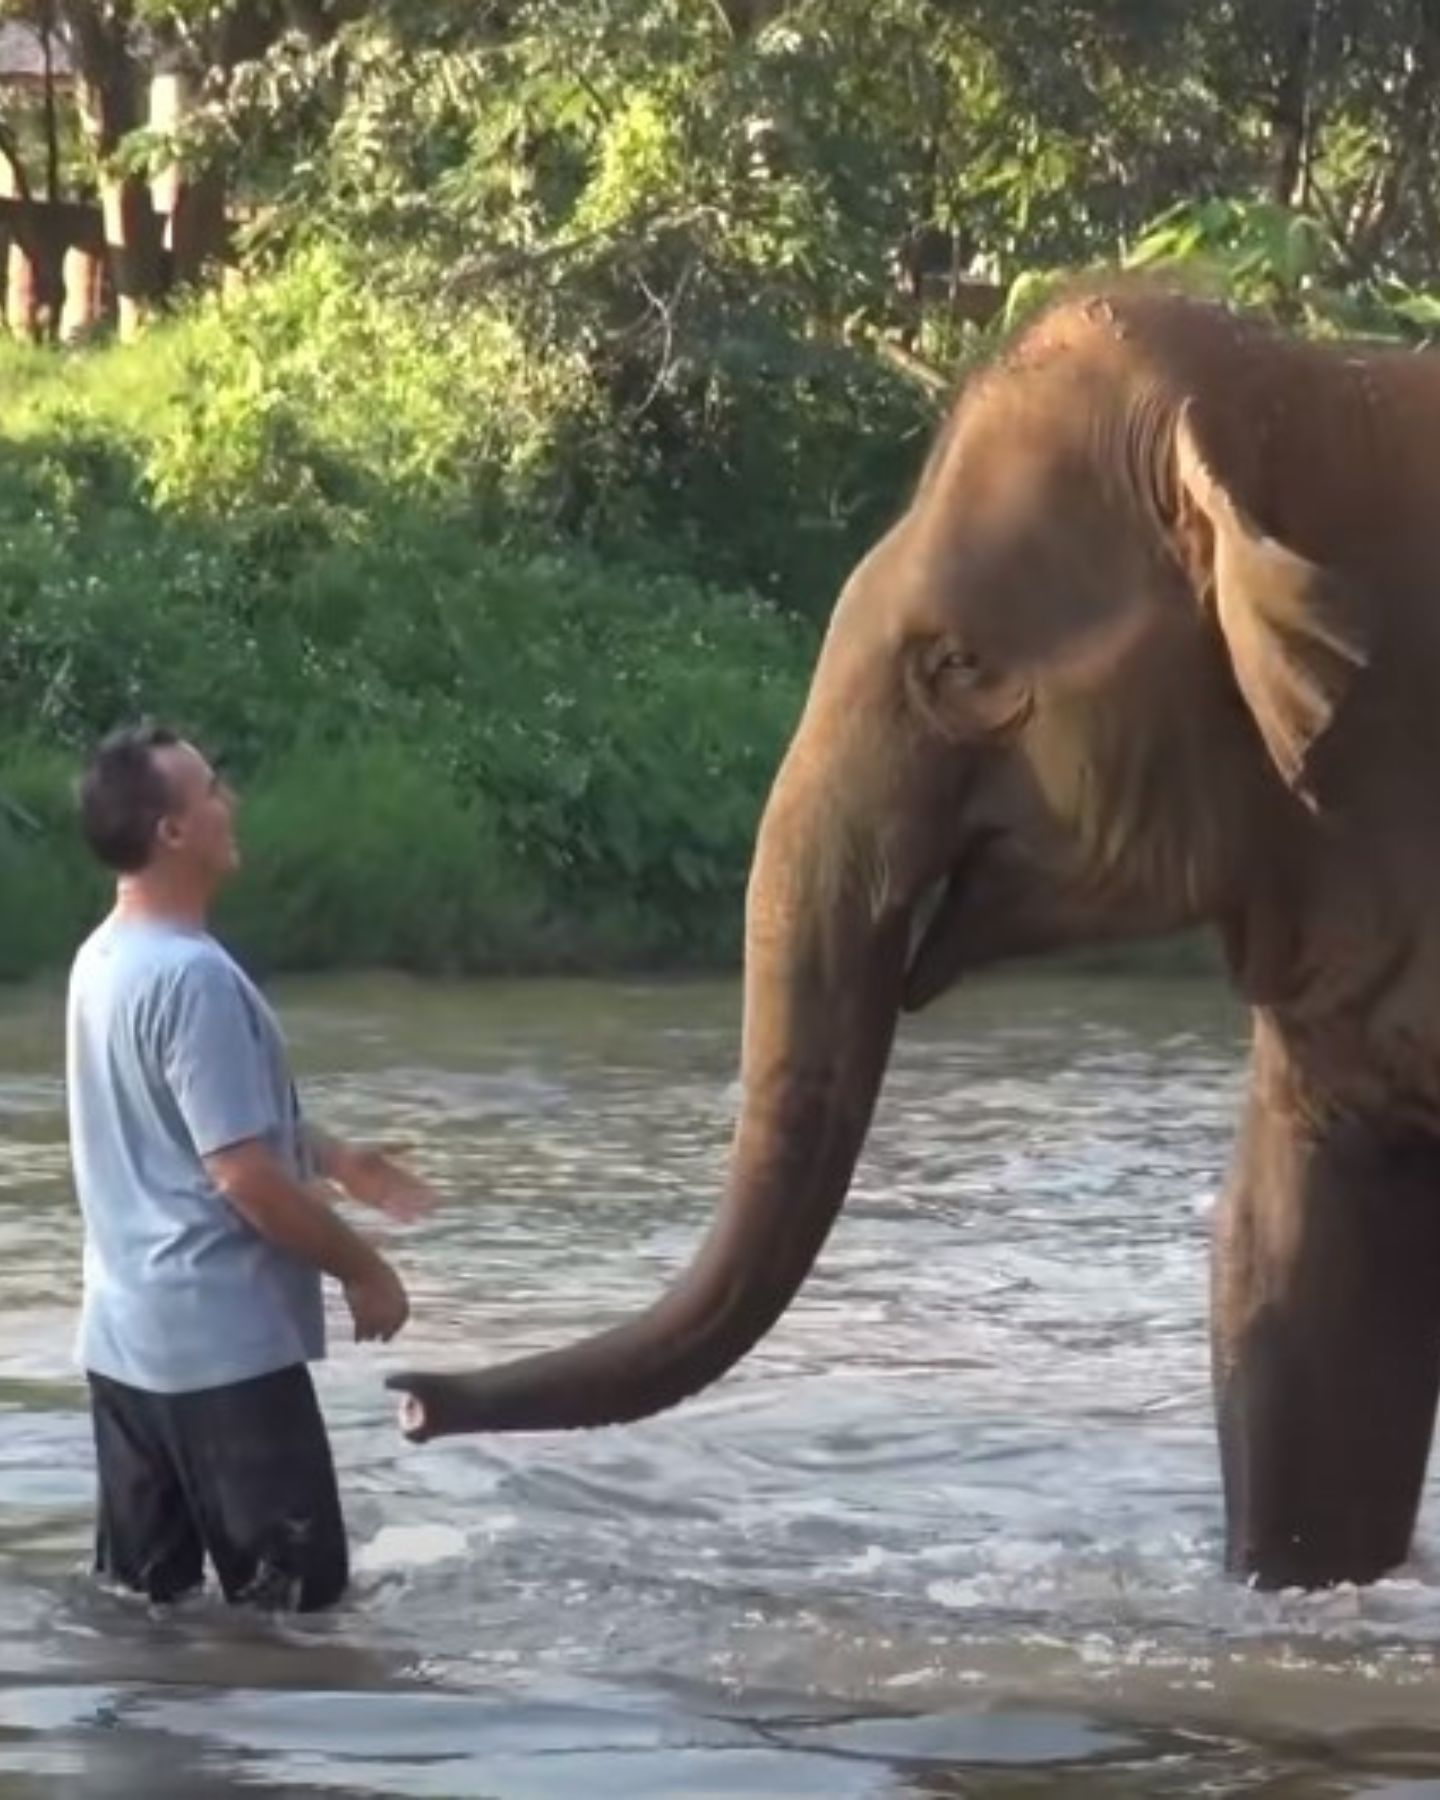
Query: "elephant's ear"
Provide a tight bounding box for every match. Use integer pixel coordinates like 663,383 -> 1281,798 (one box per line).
1172,405 -> 1370,808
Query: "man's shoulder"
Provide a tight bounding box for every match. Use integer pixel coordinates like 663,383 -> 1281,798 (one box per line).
70,922 -> 233,1012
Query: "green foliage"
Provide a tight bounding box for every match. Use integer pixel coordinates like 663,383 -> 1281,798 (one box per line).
0,740 -> 105,981
145,247 -> 613,536
1122,197 -> 1440,344
197,0 -> 1440,613
225,2 -> 948,610
214,740 -> 547,976
0,325 -> 811,979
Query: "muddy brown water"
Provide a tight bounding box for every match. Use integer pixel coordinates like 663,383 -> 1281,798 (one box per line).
4,970 -> 1440,1797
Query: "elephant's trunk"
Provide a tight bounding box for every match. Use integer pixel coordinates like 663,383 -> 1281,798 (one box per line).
386,749 -> 908,1442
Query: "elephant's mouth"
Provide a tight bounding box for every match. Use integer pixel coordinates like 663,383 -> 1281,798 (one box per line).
902,830 -> 1000,1011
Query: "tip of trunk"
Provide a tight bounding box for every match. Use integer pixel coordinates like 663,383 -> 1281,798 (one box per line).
382,1259 -> 803,1442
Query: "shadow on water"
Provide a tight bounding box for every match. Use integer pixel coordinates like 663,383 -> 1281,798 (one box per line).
9,1671 -> 1440,1797
6,971 -> 1440,1795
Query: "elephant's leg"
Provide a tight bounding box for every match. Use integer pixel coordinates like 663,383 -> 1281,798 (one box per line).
1212,1068 -> 1440,1590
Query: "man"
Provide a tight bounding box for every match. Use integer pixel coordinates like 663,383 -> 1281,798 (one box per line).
66,723 -> 434,1612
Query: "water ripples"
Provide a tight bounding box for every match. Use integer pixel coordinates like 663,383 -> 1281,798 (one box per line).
8,971 -> 1440,1793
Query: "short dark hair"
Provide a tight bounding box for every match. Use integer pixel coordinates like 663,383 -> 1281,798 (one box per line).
78,723 -> 183,873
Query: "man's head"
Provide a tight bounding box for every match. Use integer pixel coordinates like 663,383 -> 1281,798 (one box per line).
78,725 -> 239,890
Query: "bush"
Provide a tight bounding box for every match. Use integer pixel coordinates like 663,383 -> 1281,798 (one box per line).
0,741 -> 106,980
215,741 -> 547,976
0,311 -> 814,980
145,247 -> 617,543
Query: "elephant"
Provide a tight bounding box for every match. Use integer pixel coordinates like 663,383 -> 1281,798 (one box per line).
389,279 -> 1440,1592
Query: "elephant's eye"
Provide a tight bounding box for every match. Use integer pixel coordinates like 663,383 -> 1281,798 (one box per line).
933,644 -> 982,687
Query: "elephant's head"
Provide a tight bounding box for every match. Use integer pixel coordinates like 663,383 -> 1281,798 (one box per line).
388,283 -> 1372,1442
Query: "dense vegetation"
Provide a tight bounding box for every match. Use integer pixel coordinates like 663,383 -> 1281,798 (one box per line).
4,0 -> 1440,978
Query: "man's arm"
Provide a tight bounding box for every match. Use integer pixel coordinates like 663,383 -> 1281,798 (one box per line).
306,1124 -> 353,1186
305,1124 -> 437,1224
156,959 -> 411,1343
206,1139 -> 409,1342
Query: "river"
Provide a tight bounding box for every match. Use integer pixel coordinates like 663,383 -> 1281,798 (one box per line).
5,970 -> 1440,1797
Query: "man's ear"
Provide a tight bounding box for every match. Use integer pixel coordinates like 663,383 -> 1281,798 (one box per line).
1172,403 -> 1370,807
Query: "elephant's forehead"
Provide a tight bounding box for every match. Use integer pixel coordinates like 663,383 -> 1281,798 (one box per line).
839,470 -> 1164,691
904,416 -> 1109,587
836,503 -> 1078,663
924,361 -> 1123,532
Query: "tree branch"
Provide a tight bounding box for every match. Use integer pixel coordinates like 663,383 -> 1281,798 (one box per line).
873,336 -> 951,397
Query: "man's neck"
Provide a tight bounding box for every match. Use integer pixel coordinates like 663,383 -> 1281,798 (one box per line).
113,872 -> 212,933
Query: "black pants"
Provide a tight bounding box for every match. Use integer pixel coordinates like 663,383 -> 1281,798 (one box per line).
87,1363 -> 348,1612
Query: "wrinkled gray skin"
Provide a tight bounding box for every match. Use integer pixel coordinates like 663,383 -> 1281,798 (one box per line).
390,283 -> 1440,1591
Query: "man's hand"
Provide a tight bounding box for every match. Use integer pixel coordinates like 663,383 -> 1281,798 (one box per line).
343,1257 -> 410,1343
207,1137 -> 414,1348
321,1135 -> 439,1224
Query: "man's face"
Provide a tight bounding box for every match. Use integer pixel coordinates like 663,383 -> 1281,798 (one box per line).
152,741 -> 240,883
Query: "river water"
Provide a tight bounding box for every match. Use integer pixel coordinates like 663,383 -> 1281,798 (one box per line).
6,970 -> 1440,1796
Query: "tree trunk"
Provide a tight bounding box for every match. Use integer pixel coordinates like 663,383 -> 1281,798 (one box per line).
67,0 -> 164,339
99,174 -> 161,341
40,9 -> 61,202
5,236 -> 39,341
0,137 -> 33,339
1349,0 -> 1440,270
714,0 -> 786,40
149,64 -> 227,291
168,168 -> 228,288
60,244 -> 100,341
1267,8 -> 1316,207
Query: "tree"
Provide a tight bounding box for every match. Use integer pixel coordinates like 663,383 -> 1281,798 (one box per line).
0,0 -> 359,336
